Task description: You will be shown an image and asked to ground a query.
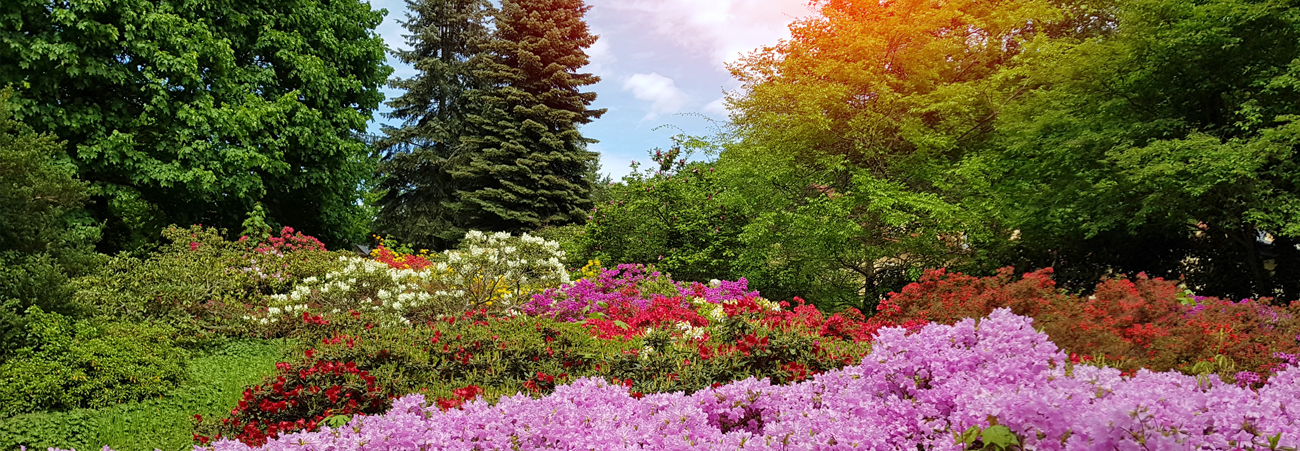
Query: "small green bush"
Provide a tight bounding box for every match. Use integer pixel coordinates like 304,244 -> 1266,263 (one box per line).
0,339 -> 287,451
0,308 -> 189,417
0,408 -> 101,451
0,252 -> 86,360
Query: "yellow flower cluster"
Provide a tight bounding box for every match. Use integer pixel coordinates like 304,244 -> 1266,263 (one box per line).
577,259 -> 603,280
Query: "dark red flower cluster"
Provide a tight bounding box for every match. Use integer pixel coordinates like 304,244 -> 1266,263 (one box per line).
730,297 -> 880,342
302,311 -> 329,326
434,384 -> 485,411
522,371 -> 565,392
734,333 -> 769,356
204,353 -> 390,447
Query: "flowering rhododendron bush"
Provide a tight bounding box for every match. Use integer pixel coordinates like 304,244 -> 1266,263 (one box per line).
868,267 -> 1300,382
200,287 -> 878,445
70,225 -> 351,331
159,310 -> 1300,451
244,231 -> 574,334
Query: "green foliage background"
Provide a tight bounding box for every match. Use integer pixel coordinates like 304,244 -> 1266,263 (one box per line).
580,0 -> 1300,306
0,0 -> 392,251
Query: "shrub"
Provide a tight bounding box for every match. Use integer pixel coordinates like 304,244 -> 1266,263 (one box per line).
214,284 -> 877,434
72,225 -> 348,335
201,357 -> 388,447
0,87 -> 100,263
869,267 -> 1300,381
0,308 -> 189,417
524,263 -> 680,321
437,230 -> 572,310
0,252 -> 85,361
246,231 -> 573,336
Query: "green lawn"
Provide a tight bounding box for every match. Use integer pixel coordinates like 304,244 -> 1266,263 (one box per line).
0,339 -> 288,451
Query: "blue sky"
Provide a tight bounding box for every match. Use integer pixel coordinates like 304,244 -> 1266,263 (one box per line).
363,0 -> 815,180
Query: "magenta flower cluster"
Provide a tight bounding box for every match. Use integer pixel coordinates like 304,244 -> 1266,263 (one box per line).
675,278 -> 760,304
523,264 -> 758,322
180,309 -> 1299,451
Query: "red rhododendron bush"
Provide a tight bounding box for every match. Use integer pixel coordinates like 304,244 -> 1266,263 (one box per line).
867,267 -> 1300,381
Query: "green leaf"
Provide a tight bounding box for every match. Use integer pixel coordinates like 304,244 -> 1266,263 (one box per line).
955,425 -> 981,446
981,425 -> 1021,450
323,414 -> 352,428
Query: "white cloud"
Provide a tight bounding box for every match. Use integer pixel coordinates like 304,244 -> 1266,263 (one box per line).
703,96 -> 730,117
586,32 -> 616,77
622,73 -> 691,120
591,0 -> 814,68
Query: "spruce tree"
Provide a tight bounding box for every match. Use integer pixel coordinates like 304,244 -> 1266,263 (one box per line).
374,0 -> 492,249
454,0 -> 606,234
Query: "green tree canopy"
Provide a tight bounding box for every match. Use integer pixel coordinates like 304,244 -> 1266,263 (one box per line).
0,0 -> 392,251
712,0 -> 1058,309
983,0 -> 1300,299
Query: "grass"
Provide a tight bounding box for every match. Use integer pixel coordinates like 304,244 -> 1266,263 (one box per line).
0,339 -> 289,451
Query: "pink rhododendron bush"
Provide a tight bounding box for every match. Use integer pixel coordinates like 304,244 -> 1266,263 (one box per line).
169,309 -> 1300,450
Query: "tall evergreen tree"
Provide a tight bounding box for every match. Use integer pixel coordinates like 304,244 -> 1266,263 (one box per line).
454,0 -> 606,235
373,0 -> 492,250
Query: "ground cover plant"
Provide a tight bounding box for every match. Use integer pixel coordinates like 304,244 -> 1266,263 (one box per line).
0,339 -> 286,451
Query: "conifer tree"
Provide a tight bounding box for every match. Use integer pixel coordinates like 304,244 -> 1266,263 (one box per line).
374,0 -> 493,249
454,0 -> 606,234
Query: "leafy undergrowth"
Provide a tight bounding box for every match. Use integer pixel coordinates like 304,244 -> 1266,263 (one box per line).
0,339 -> 288,451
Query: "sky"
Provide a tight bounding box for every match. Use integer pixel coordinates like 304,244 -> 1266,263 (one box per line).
363,0 -> 817,180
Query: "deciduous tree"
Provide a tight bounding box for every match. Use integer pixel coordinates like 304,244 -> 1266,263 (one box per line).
984,0 -> 1300,299
0,0 -> 392,250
